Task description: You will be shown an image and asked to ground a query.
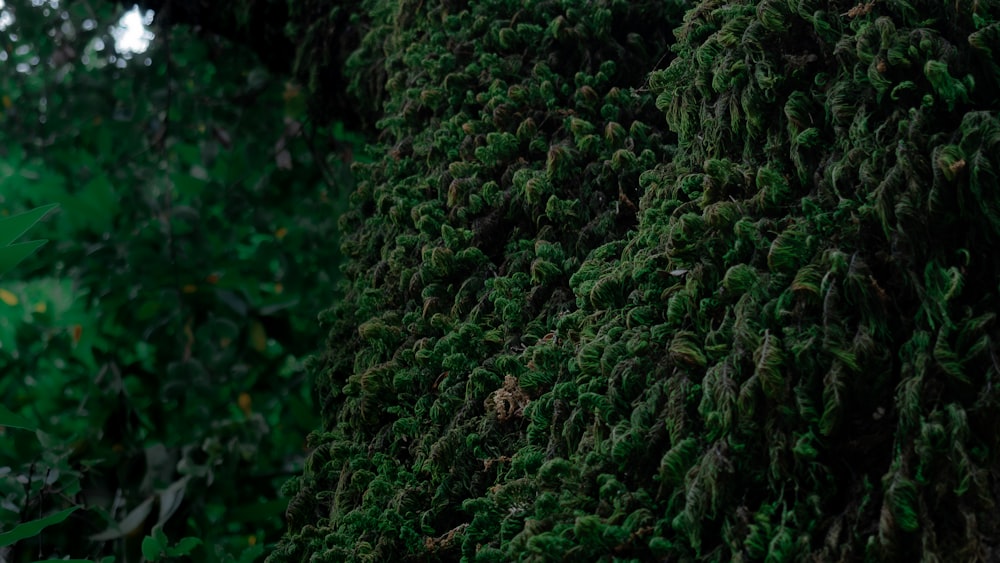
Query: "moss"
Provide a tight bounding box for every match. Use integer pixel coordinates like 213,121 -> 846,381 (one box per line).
272,0 -> 1000,560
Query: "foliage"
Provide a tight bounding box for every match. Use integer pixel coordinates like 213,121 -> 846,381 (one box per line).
0,0 -> 355,560
269,0 -> 1000,561
0,204 -> 57,276
273,0 -> 687,560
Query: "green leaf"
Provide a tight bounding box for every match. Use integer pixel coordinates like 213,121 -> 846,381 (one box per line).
0,240 -> 47,276
79,176 -> 118,230
0,203 -> 58,276
166,536 -> 202,556
0,507 -> 78,547
153,526 -> 168,546
142,534 -> 164,561
0,403 -> 35,430
0,204 -> 58,246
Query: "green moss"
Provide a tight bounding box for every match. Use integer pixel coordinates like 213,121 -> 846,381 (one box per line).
272,0 -> 1000,560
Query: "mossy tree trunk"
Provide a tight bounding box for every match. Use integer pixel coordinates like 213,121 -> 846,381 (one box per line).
130,0 -> 1000,560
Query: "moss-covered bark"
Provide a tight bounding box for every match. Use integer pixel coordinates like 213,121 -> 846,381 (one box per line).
251,0 -> 1000,560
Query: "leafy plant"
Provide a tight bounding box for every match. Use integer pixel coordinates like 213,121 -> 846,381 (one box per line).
0,0 -> 360,560
0,507 -> 77,548
0,205 -> 57,277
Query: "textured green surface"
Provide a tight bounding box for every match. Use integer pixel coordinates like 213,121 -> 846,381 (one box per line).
272,0 -> 1000,560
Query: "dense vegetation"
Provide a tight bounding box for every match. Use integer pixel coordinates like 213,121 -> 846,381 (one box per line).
269,0 -> 1000,560
0,1 -> 358,559
4,0 -> 1000,561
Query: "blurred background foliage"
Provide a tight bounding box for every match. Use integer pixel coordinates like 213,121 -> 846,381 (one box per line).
0,0 -> 361,559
